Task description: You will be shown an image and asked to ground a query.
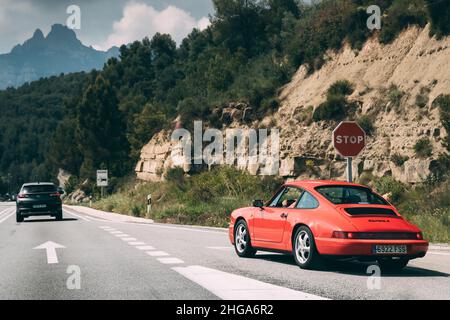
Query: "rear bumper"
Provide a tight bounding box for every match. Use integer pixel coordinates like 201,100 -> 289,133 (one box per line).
17,204 -> 62,216
316,238 -> 428,258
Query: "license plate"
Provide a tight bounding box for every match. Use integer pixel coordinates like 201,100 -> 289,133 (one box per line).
33,204 -> 46,209
373,245 -> 407,255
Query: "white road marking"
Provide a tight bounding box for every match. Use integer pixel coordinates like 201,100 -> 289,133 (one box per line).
136,246 -> 155,251
121,237 -> 137,241
173,265 -> 328,300
128,241 -> 146,246
428,251 -> 450,256
0,208 -> 14,224
33,241 -> 65,264
109,231 -> 122,234
157,257 -> 184,265
115,234 -> 130,238
99,226 -> 113,230
146,251 -> 170,257
65,210 -> 91,221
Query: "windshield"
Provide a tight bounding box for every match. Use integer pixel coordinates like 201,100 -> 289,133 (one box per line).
315,186 -> 388,205
22,185 -> 57,194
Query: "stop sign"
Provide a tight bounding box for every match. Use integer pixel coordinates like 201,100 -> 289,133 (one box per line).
333,121 -> 366,157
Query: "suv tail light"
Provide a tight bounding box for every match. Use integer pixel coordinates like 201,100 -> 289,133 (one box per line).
50,193 -> 61,198
17,194 -> 29,199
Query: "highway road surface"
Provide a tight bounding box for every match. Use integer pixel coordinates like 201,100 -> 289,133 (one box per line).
0,202 -> 449,300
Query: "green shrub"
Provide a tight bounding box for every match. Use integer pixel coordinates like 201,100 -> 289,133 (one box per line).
391,153 -> 409,167
414,138 -> 433,158
357,115 -> 375,136
415,87 -> 430,108
426,0 -> 450,38
435,94 -> 450,151
328,80 -> 354,97
387,84 -> 404,107
313,95 -> 348,122
165,167 -> 186,185
380,0 -> 428,44
373,176 -> 408,204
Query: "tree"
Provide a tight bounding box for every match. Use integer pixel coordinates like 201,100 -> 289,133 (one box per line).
76,75 -> 128,178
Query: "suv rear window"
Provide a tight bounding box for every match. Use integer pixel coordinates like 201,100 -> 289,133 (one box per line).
22,185 -> 57,194
315,186 -> 388,205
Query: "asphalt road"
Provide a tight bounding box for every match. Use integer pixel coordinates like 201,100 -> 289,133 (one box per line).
0,202 -> 449,300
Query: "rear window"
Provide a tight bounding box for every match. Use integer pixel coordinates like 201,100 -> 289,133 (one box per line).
22,185 -> 57,194
315,186 -> 388,205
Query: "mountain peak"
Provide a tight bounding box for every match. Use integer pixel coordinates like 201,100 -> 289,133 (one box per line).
46,24 -> 79,45
32,28 -> 45,41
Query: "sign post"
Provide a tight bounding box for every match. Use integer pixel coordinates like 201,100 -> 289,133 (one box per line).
332,122 -> 366,182
96,170 -> 109,198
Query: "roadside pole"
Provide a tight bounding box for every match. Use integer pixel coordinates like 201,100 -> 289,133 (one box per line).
346,157 -> 353,183
97,170 -> 108,199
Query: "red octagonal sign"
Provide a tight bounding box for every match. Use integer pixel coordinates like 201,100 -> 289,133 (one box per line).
333,121 -> 366,157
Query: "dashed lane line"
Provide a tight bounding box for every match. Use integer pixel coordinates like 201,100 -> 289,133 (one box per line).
136,246 -> 155,251
128,242 -> 146,246
157,257 -> 185,265
146,251 -> 170,257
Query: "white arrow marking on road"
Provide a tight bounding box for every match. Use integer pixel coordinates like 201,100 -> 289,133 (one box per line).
34,241 -> 66,264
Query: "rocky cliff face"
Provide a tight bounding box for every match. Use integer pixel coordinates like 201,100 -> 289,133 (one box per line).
136,25 -> 449,184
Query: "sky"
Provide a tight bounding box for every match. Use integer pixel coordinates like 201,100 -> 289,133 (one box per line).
0,0 -> 215,53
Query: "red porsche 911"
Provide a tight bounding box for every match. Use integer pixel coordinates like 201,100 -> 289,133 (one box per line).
229,180 -> 428,271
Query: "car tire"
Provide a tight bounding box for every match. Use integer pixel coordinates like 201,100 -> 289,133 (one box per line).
377,258 -> 409,272
293,226 -> 322,270
16,212 -> 24,223
55,210 -> 63,221
234,220 -> 257,258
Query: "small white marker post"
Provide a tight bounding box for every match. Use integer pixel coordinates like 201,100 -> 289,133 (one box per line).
147,194 -> 152,214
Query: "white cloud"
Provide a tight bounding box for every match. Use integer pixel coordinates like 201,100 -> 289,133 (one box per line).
97,2 -> 210,50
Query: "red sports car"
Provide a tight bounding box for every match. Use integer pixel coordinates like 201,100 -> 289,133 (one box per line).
229,180 -> 428,271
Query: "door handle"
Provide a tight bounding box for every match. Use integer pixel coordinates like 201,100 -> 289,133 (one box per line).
280,213 -> 288,219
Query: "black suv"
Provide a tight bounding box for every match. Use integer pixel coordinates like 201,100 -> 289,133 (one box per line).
16,183 -> 64,222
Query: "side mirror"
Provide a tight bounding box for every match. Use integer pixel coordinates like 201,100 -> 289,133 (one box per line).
252,200 -> 264,208
58,188 -> 65,195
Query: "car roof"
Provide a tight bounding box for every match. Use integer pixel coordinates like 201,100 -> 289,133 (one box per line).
285,180 -> 370,189
22,182 -> 55,187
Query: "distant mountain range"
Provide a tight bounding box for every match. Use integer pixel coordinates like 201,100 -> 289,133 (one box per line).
0,24 -> 119,89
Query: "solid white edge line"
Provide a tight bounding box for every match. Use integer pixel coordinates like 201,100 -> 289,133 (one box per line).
427,251 -> 450,256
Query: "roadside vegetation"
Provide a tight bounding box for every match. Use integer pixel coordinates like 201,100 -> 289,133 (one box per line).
91,167 -> 283,228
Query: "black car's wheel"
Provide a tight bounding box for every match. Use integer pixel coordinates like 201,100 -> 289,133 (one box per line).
234,220 -> 257,258
378,257 -> 409,272
16,212 -> 24,223
293,226 -> 322,269
55,210 -> 63,221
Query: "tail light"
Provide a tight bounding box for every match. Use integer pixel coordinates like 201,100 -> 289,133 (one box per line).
17,194 -> 28,199
50,193 -> 61,198
332,231 -> 349,239
332,231 -> 422,240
